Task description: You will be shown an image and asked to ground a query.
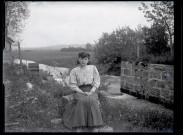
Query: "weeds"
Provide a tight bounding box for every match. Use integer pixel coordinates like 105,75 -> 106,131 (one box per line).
98,91 -> 173,132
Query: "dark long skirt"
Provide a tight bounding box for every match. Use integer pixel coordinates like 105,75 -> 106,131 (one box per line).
62,85 -> 103,129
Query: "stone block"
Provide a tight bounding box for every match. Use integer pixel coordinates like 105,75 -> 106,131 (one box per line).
121,68 -> 124,74
132,62 -> 136,70
124,69 -> 131,76
121,62 -> 128,68
135,85 -> 142,92
125,82 -> 135,91
121,80 -> 125,88
133,77 -> 141,85
135,70 -> 141,77
149,64 -> 166,71
149,71 -> 162,79
141,81 -> 148,92
169,91 -> 174,100
157,81 -> 166,88
165,79 -> 174,90
160,89 -> 170,98
131,70 -> 136,76
148,79 -> 159,87
121,75 -> 127,81
125,76 -> 134,83
147,87 -> 160,97
126,62 -> 132,70
142,70 -> 149,78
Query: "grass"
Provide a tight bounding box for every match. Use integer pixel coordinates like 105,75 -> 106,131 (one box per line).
3,63 -> 173,132
11,50 -> 95,69
4,50 -> 117,75
98,91 -> 173,132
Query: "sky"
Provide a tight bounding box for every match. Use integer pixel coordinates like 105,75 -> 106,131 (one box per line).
19,1 -> 152,48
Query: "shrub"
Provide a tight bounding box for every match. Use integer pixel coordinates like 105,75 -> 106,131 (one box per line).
4,63 -> 70,131
138,52 -> 173,65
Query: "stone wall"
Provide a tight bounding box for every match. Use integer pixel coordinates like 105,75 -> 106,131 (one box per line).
120,61 -> 174,108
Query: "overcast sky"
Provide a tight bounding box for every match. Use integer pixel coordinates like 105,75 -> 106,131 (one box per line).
20,1 -> 152,48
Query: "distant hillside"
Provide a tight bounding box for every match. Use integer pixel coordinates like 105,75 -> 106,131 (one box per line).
21,44 -> 86,51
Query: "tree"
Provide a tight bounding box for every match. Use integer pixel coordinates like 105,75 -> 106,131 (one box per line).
5,2 -> 30,63
93,26 -> 139,75
85,43 -> 93,51
142,23 -> 170,56
134,25 -> 145,59
5,2 -> 30,39
138,1 -> 174,58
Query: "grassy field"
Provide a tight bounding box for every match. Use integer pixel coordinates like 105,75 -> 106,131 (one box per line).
11,50 -> 95,69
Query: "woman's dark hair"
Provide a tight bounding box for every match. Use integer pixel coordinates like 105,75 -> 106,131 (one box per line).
78,51 -> 90,59
77,51 -> 91,65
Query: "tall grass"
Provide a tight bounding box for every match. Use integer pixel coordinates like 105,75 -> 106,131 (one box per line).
4,63 -> 72,132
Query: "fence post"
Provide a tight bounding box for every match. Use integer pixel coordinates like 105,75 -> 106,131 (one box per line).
18,42 -> 23,74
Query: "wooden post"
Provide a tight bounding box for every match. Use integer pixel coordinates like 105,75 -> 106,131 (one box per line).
18,42 -> 22,73
137,43 -> 140,58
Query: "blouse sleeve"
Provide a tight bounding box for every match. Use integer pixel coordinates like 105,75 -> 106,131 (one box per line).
92,66 -> 100,88
69,69 -> 80,91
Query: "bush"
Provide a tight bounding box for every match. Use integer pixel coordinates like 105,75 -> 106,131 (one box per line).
93,27 -> 139,75
138,53 -> 173,65
4,63 -> 71,131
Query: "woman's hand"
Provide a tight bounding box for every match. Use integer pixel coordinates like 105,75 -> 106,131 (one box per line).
80,91 -> 89,96
84,92 -> 93,96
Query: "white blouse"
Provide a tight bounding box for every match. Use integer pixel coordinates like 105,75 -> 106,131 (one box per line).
69,65 -> 100,91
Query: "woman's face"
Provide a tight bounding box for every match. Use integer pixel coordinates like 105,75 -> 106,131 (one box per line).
79,57 -> 88,67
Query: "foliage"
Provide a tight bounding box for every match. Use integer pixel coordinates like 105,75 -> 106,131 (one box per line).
93,23 -> 173,75
138,52 -> 173,65
142,23 -> 170,56
85,43 -> 93,51
4,63 -> 70,132
5,1 -> 30,40
139,1 -> 174,58
60,47 -> 86,52
93,26 -> 143,75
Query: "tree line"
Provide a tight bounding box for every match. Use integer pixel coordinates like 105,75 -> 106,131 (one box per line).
60,43 -> 94,52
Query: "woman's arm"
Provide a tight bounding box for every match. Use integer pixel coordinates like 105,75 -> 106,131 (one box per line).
90,86 -> 97,93
90,66 -> 100,94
